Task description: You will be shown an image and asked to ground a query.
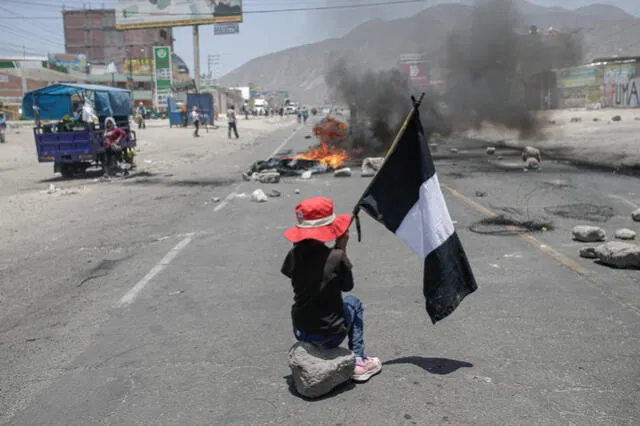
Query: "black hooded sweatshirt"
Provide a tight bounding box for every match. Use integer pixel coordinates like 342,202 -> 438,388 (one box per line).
281,239 -> 354,337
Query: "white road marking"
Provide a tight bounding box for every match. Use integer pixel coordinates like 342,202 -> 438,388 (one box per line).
117,233 -> 195,307
268,125 -> 302,159
214,125 -> 302,213
608,194 -> 639,209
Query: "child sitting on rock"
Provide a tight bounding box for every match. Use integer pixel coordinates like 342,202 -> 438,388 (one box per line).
281,196 -> 382,383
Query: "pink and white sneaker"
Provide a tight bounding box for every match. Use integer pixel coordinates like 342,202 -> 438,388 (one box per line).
352,357 -> 382,382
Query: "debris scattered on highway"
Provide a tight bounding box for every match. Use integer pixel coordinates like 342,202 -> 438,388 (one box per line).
524,157 -> 540,170
334,167 -> 352,177
632,208 -> 640,222
472,375 -> 492,384
212,196 -> 221,203
593,241 -> 640,269
570,117 -> 582,123
304,135 -> 312,139
579,247 -> 598,259
235,192 -> 248,199
545,203 -> 613,222
361,157 -> 384,177
247,158 -> 327,177
497,155 -> 503,160
547,120 -> 556,125
470,212 -> 553,235
485,147 -> 496,155
250,189 -> 268,203
295,189 -> 301,194
252,170 -> 281,184
615,228 -> 636,240
267,189 -> 281,198
429,143 -> 438,152
449,148 -> 459,154
521,146 -> 541,163
301,170 -> 312,179
611,115 -> 621,122
474,191 -> 487,197
593,118 -> 599,122
169,290 -> 185,296
572,225 -> 606,242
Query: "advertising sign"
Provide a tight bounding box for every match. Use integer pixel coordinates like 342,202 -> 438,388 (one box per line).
154,46 -> 173,109
604,63 -> 636,107
116,0 -> 243,29
398,54 -> 429,89
47,53 -> 88,73
557,65 -> 599,89
124,58 -> 152,75
556,65 -> 604,108
214,23 -> 240,35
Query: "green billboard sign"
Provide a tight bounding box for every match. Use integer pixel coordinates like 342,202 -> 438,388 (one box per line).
153,46 -> 173,109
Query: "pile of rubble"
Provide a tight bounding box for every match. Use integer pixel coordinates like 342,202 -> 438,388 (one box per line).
573,212 -> 640,269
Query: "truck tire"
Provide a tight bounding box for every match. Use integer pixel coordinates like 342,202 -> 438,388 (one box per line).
60,164 -> 74,178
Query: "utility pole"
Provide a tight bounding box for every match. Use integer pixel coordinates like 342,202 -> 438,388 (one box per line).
193,25 -> 200,92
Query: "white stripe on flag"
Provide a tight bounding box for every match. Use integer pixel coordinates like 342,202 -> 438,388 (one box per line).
395,174 -> 455,259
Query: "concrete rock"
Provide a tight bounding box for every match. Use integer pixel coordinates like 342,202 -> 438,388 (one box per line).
594,241 -> 640,269
288,342 -> 355,398
632,208 -> 640,222
301,170 -> 312,179
611,115 -> 621,122
449,148 -> 459,154
253,171 -> 281,184
579,247 -> 598,259
570,117 -> 582,123
361,157 -> 384,177
250,189 -> 268,203
572,225 -> 606,242
525,157 -> 540,170
334,167 -> 352,177
615,228 -> 636,240
522,146 -> 541,162
485,147 -> 496,155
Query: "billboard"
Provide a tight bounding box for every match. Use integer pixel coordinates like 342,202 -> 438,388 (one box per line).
154,46 -> 173,109
398,54 -> 429,89
47,53 -> 88,73
115,0 -> 243,29
123,58 -> 152,75
214,23 -> 240,35
556,65 -> 604,108
604,63 -> 636,107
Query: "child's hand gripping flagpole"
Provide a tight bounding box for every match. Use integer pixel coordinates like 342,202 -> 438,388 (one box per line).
350,92 -> 426,242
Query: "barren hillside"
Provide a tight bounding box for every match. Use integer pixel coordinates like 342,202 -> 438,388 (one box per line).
219,1 -> 639,103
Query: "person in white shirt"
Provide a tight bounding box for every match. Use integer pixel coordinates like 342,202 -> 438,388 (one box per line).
191,106 -> 200,137
227,105 -> 239,139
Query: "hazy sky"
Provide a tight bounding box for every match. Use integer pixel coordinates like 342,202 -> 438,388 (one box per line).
0,0 -> 637,78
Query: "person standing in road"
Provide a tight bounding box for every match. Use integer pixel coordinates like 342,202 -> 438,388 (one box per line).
191,106 -> 200,137
227,105 -> 239,139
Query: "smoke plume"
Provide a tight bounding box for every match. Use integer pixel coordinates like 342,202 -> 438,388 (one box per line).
442,0 -> 582,138
324,59 -> 417,156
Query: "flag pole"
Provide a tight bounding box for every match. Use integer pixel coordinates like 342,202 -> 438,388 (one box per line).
350,92 -> 425,241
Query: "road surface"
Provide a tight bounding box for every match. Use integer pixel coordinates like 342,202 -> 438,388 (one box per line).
1,118 -> 638,425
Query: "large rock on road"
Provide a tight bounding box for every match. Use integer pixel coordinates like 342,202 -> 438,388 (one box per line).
594,241 -> 640,269
288,342 -> 355,398
572,225 -> 606,242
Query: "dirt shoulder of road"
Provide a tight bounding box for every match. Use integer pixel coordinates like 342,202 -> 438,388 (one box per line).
463,108 -> 640,171
0,116 -> 297,256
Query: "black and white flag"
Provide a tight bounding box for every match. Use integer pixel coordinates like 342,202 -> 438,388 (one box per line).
354,100 -> 478,324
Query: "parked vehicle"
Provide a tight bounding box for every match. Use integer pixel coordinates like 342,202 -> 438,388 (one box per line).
21,83 -> 137,178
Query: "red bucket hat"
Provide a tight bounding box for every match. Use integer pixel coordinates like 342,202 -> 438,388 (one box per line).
283,197 -> 352,243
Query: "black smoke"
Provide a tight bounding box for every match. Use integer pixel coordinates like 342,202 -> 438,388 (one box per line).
324,58 -> 420,156
442,0 -> 582,138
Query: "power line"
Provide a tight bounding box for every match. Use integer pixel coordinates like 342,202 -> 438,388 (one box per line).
0,0 -> 435,19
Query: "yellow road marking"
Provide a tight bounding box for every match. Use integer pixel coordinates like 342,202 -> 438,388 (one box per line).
440,183 -> 591,276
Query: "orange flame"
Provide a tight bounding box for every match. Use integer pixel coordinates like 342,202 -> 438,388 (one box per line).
291,117 -> 350,169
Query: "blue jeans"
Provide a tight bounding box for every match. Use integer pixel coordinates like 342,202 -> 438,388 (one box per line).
293,295 -> 365,359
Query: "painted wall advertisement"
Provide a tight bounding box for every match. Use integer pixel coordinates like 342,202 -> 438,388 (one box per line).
556,65 -> 604,108
124,58 -> 152,75
398,54 -> 429,89
47,53 -> 88,73
604,63 -> 637,107
116,0 -> 243,29
154,46 -> 173,109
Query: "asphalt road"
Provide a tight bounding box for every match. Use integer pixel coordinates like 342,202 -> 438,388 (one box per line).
2,122 -> 639,425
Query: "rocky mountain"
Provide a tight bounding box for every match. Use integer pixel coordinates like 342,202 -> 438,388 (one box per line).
219,1 -> 640,103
